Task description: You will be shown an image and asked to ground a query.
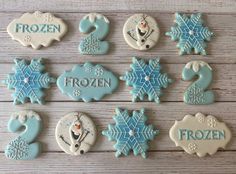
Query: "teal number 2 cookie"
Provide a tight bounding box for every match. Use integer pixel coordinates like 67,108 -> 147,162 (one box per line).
120,57 -> 172,103
102,108 -> 159,158
182,61 -> 215,105
166,13 -> 213,55
79,13 -> 110,54
5,111 -> 42,160
57,62 -> 118,102
3,58 -> 56,104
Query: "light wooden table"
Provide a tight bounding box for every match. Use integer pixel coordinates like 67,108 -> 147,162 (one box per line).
0,0 -> 235,173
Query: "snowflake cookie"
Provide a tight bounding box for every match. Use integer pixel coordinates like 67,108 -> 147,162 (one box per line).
3,58 -> 56,104
102,108 -> 159,158
120,57 -> 172,103
166,13 -> 213,55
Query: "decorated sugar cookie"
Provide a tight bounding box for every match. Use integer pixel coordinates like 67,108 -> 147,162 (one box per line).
169,113 -> 231,157
123,14 -> 160,50
3,58 -> 56,104
120,57 -> 172,103
57,62 -> 118,102
55,112 -> 97,155
79,13 -> 110,54
182,61 -> 214,105
102,108 -> 159,158
166,13 -> 213,55
5,111 -> 42,160
7,11 -> 68,49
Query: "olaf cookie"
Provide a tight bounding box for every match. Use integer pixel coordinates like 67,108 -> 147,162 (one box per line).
7,11 -> 68,49
55,112 -> 97,155
123,14 -> 160,50
169,113 -> 231,157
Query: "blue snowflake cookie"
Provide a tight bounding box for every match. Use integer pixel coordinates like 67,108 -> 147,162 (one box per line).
3,58 -> 56,104
120,57 -> 172,103
102,108 -> 159,158
166,13 -> 213,55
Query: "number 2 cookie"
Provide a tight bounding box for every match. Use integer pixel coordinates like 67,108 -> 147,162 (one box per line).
5,111 -> 42,160
55,112 -> 97,155
123,14 -> 160,51
166,13 -> 213,55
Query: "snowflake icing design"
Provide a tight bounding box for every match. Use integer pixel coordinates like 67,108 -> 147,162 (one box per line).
120,57 -> 172,103
188,142 -> 197,151
186,83 -> 205,104
84,63 -> 93,73
102,108 -> 159,158
95,67 -> 104,77
5,136 -> 29,160
207,117 -> 217,128
80,33 -> 101,54
3,58 -> 56,104
166,13 -> 213,55
73,89 -> 81,97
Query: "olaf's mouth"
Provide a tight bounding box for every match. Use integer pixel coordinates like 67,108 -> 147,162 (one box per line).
138,28 -> 146,36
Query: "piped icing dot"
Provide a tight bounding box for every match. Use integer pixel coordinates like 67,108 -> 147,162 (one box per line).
24,78 -> 29,83
145,76 -> 150,81
129,129 -> 135,136
189,30 -> 194,35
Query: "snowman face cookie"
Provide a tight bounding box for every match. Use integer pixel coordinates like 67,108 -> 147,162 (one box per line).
123,14 -> 160,51
55,112 -> 97,155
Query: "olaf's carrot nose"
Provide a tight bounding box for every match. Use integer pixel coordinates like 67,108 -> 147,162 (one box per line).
75,124 -> 81,129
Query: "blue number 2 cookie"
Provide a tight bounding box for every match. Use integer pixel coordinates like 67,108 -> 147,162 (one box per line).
79,13 -> 110,54
166,13 -> 213,55
120,57 -> 172,103
5,111 -> 42,160
3,58 -> 56,104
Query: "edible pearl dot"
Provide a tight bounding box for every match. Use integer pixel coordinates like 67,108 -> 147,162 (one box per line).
145,76 -> 150,81
129,130 -> 135,136
189,30 -> 194,35
24,78 -> 29,83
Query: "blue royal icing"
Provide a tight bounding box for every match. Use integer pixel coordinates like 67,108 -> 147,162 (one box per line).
57,62 -> 119,102
120,57 -> 172,103
166,13 -> 213,55
3,58 -> 56,104
5,111 -> 42,160
79,13 -> 110,55
102,108 -> 159,158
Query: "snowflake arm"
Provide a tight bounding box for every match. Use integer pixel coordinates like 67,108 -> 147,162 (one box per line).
120,57 -> 172,103
3,58 -> 56,104
102,108 -> 159,158
166,13 -> 213,55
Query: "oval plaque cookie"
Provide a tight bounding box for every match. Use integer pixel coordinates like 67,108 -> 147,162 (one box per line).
123,14 -> 160,51
55,112 -> 97,155
57,62 -> 119,102
7,11 -> 68,49
169,113 -> 231,157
